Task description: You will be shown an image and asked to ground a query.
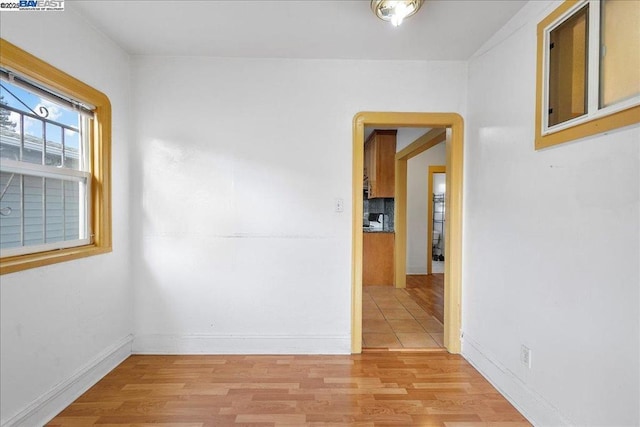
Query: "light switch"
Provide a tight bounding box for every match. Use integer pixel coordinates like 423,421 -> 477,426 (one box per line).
335,198 -> 344,213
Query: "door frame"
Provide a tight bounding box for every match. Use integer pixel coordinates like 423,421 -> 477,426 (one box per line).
427,165 -> 446,275
352,112 -> 464,354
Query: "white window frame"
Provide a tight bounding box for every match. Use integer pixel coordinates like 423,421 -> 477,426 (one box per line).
0,74 -> 96,257
0,163 -> 93,258
536,0 -> 640,149
542,0 -> 640,135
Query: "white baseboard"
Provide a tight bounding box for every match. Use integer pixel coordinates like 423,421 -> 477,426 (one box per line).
133,334 -> 351,355
463,335 -> 571,426
2,334 -> 133,427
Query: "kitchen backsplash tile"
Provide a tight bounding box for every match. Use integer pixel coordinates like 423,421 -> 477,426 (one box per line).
364,196 -> 394,231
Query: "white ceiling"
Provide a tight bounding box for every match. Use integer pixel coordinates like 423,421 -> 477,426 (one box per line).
70,0 -> 527,60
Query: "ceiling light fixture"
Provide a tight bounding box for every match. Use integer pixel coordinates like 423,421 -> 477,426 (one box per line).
371,0 -> 424,27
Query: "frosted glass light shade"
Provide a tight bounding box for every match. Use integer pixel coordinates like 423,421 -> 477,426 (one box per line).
371,0 -> 424,26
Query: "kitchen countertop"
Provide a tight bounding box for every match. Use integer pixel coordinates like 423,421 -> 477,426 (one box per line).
363,228 -> 394,233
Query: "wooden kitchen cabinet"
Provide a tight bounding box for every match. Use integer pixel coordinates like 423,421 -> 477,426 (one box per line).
364,130 -> 396,198
363,232 -> 395,286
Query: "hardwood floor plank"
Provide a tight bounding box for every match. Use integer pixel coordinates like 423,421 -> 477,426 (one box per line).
234,413 -> 306,424
406,274 -> 444,324
46,354 -> 529,426
46,416 -> 101,426
96,424 -> 205,427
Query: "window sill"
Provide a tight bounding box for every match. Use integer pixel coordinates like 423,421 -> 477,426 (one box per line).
535,104 -> 640,150
0,244 -> 112,275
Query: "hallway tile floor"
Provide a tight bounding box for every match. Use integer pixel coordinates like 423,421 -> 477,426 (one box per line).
363,285 -> 444,350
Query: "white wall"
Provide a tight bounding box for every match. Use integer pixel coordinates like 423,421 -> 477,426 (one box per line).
0,9 -> 132,426
396,127 -> 430,152
130,57 -> 467,353
406,143 -> 446,274
463,1 -> 639,425
433,173 -> 445,196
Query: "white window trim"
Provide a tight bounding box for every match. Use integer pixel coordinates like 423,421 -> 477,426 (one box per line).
0,164 -> 93,258
1,159 -> 91,182
1,237 -> 93,258
0,83 -> 94,258
540,0 -> 640,137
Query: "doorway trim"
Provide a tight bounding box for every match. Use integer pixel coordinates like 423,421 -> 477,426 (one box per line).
352,112 -> 464,354
427,165 -> 446,275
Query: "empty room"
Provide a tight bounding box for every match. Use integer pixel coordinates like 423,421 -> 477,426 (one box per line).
0,1 -> 638,426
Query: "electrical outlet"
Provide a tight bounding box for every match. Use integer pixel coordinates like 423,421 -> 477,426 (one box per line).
521,345 -> 532,369
334,198 -> 344,213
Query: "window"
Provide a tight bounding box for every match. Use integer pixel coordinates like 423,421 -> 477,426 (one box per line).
0,76 -> 92,256
547,4 -> 588,127
0,39 -> 111,274
535,0 -> 640,149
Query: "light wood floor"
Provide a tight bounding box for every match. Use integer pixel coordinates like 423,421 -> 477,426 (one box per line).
47,353 -> 530,426
406,274 -> 444,324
